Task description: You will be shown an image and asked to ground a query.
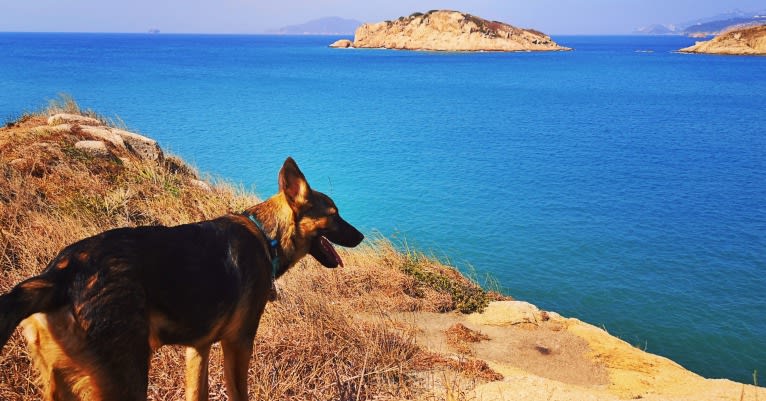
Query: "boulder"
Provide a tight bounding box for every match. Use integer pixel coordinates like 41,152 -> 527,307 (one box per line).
48,113 -> 101,126
112,129 -> 164,162
78,126 -> 125,148
74,140 -> 111,157
329,39 -> 354,48
44,113 -> 162,161
31,124 -> 72,136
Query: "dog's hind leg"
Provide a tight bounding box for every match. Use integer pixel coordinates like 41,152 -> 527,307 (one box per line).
81,322 -> 151,401
22,312 -> 105,401
222,337 -> 254,401
185,345 -> 211,401
21,314 -> 79,401
72,282 -> 152,401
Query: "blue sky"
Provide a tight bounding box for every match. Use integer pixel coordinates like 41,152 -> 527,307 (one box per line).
1,0 -> 764,34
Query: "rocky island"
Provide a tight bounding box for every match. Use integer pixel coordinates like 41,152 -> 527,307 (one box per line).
330,10 -> 570,52
680,24 -> 766,55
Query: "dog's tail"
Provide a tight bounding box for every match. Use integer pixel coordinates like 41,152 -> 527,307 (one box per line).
0,274 -> 64,351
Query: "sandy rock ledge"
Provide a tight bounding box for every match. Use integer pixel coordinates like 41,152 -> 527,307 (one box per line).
399,301 -> 766,401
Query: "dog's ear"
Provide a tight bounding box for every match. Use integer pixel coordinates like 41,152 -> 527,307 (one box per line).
279,157 -> 311,212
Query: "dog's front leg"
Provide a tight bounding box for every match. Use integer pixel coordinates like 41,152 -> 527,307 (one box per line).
185,345 -> 211,401
222,337 -> 254,401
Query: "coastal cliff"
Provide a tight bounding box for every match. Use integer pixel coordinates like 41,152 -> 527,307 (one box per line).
1,102 -> 762,400
680,24 -> 766,55
334,10 -> 570,52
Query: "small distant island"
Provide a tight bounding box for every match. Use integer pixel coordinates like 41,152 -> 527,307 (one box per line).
269,16 -> 361,35
329,10 -> 570,52
634,9 -> 766,37
679,25 -> 766,55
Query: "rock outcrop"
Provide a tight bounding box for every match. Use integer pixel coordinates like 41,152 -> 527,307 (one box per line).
680,24 -> 766,55
45,113 -> 164,162
342,10 -> 570,52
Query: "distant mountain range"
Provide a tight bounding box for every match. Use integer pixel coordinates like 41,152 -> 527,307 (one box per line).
267,17 -> 361,35
634,9 -> 766,36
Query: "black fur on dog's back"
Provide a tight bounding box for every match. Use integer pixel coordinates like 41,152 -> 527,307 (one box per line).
0,217 -> 273,350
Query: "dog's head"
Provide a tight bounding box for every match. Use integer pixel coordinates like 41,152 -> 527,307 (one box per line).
279,157 -> 364,268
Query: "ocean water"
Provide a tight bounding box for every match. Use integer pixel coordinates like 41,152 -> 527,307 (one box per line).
1,33 -> 765,383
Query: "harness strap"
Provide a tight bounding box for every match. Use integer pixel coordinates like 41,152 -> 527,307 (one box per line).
242,213 -> 280,280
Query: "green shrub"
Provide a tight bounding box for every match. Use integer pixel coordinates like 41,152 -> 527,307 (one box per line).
399,251 -> 491,314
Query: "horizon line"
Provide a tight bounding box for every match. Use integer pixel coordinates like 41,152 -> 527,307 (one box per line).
0,30 -> 682,37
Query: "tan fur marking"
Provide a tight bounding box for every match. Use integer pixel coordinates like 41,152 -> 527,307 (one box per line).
85,276 -> 98,290
300,216 -> 329,233
21,313 -> 104,401
185,346 -> 210,401
20,279 -> 54,291
56,258 -> 69,270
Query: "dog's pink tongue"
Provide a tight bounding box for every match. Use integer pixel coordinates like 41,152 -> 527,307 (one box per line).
320,236 -> 343,267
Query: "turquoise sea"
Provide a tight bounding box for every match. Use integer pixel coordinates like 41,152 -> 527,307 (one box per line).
1,33 -> 765,383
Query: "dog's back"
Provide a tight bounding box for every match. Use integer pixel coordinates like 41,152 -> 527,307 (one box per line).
1,216 -> 275,346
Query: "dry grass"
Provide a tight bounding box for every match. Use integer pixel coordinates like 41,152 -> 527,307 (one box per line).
445,323 -> 490,356
0,99 -> 499,400
413,351 -> 503,383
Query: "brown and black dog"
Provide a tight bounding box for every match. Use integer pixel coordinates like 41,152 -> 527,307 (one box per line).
0,157 -> 364,401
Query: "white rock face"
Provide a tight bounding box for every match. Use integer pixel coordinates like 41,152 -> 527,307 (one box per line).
74,140 -> 111,157
47,113 -> 101,126
78,126 -> 126,148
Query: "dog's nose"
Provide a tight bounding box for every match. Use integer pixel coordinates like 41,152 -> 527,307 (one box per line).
327,216 -> 364,247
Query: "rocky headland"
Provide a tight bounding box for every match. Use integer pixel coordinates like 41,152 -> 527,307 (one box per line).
680,24 -> 766,55
1,104 -> 763,401
330,10 -> 570,52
